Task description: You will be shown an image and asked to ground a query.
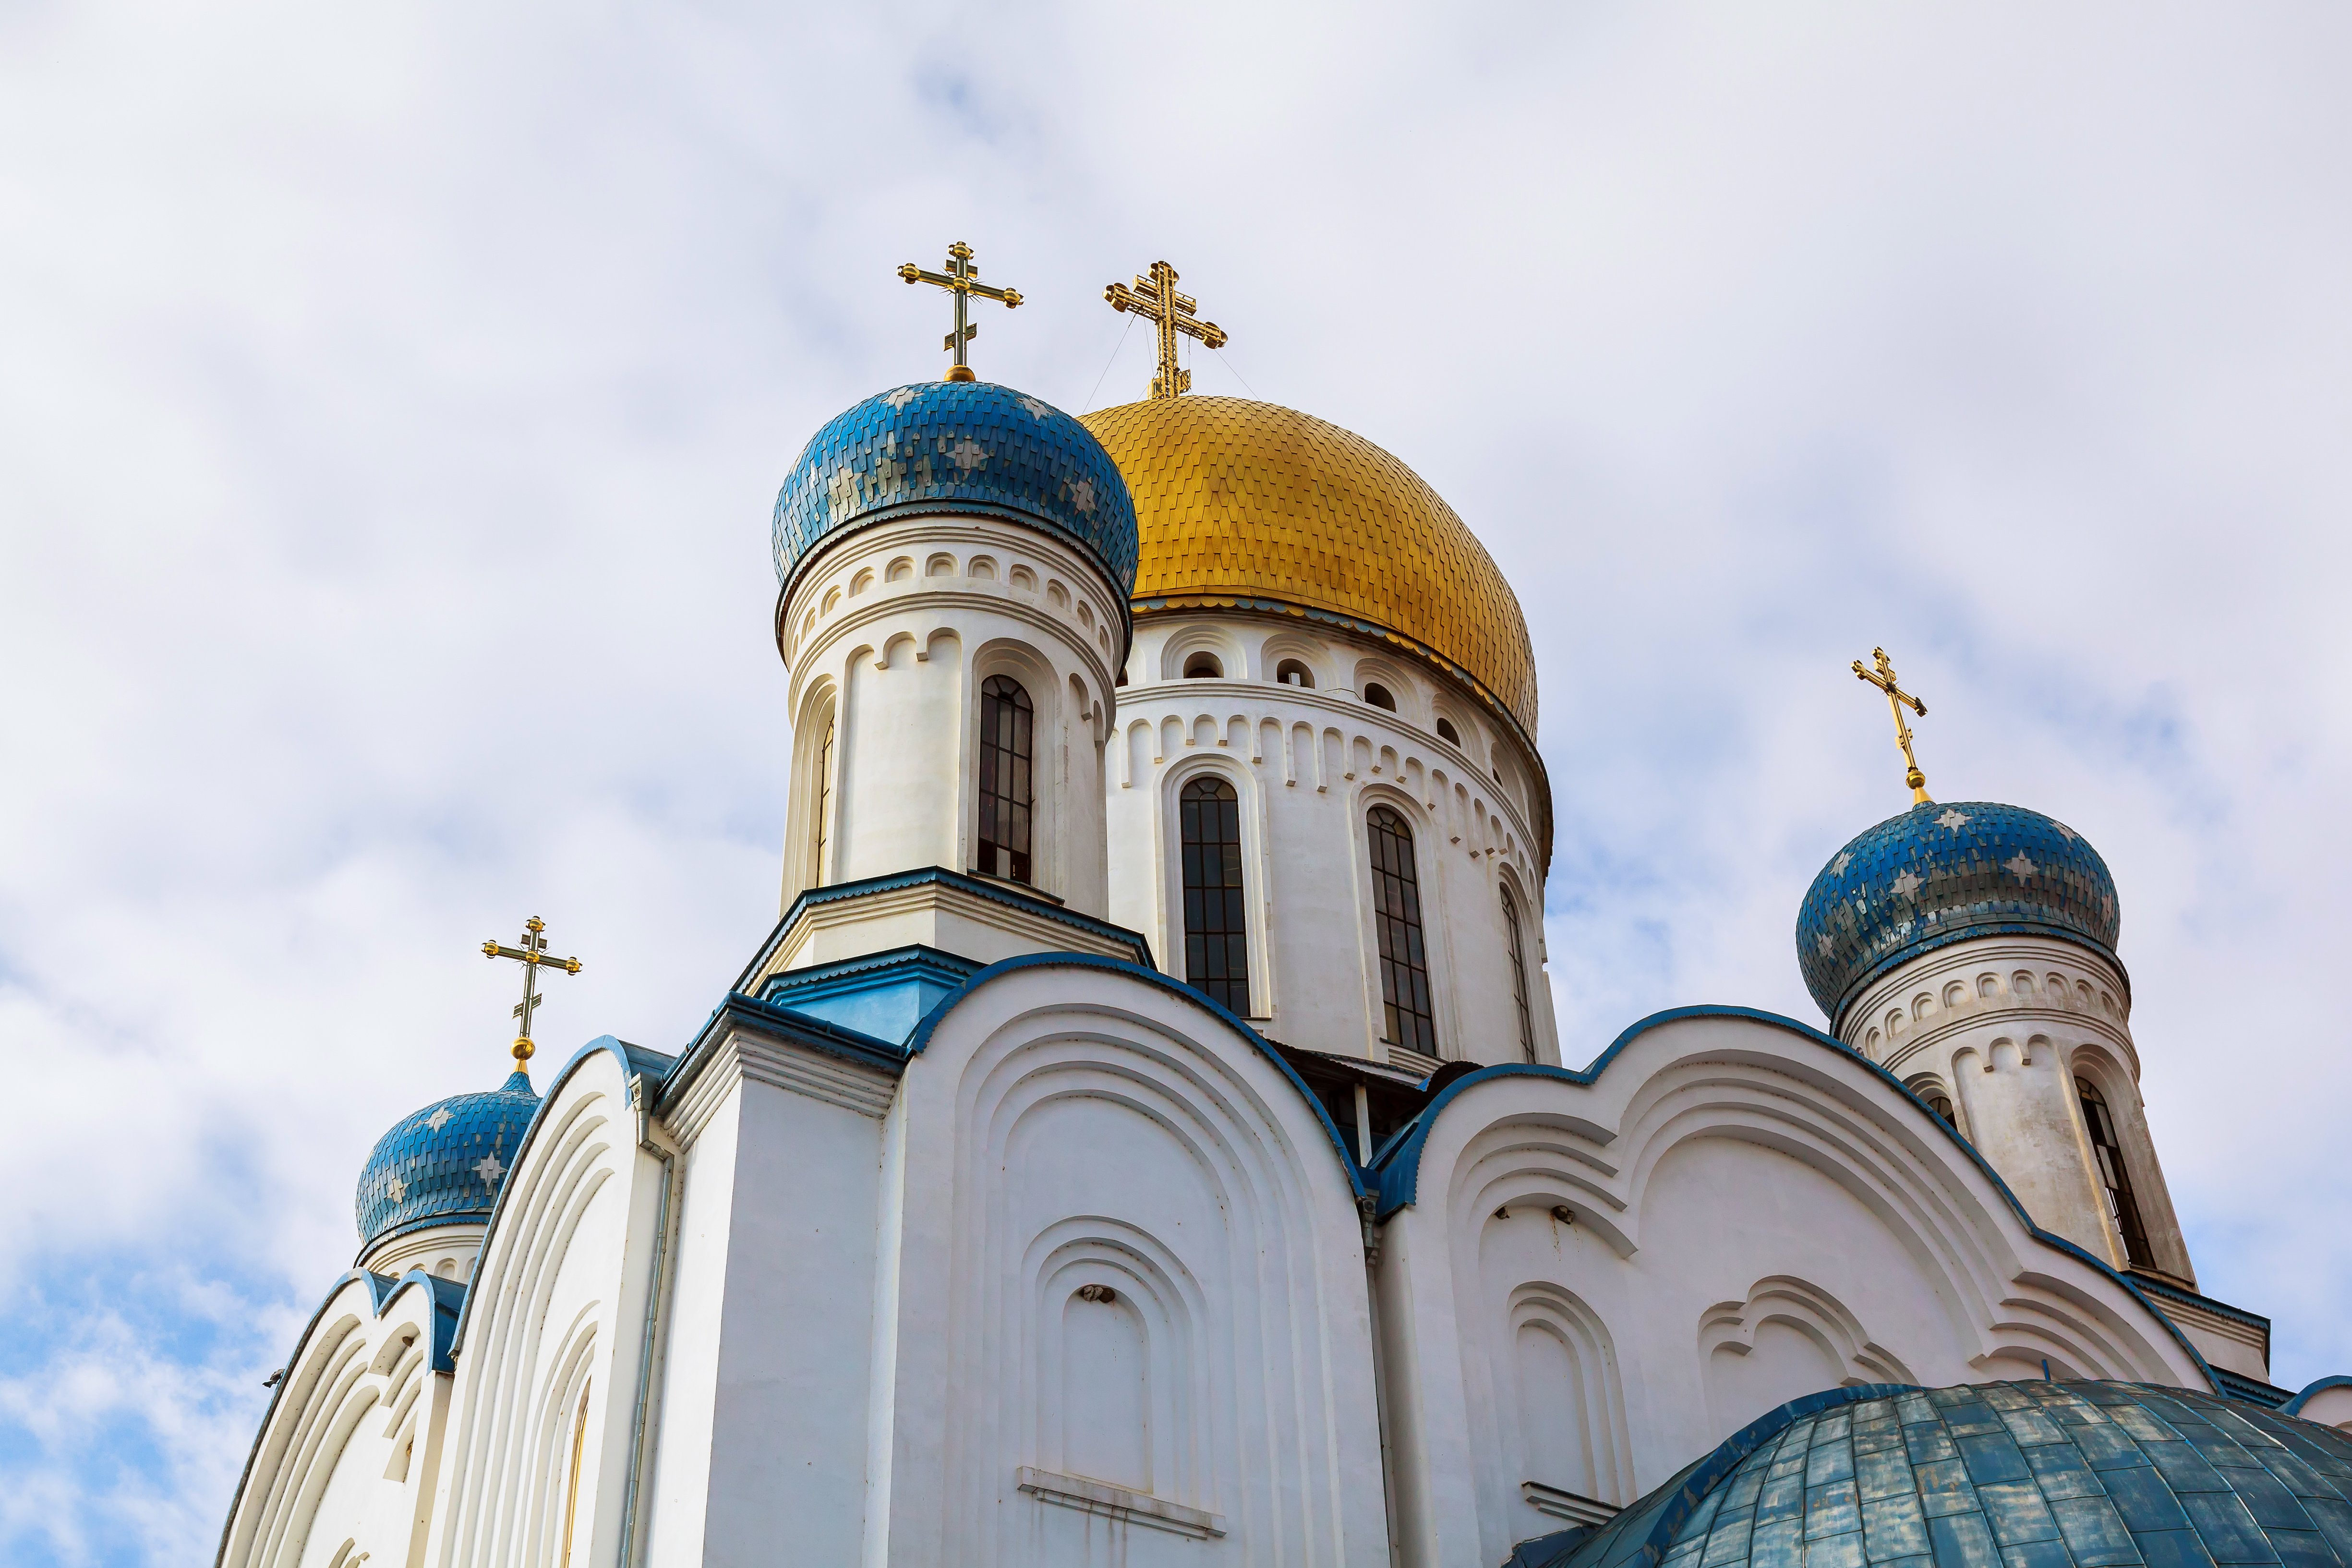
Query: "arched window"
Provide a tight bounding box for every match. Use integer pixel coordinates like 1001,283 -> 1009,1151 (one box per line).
1275,659 -> 1314,688
977,675 -> 1034,884
1501,886 -> 1535,1061
560,1379 -> 591,1567
2077,1078 -> 2154,1268
1922,1088 -> 1958,1131
1182,651 -> 1223,679
1367,806 -> 1437,1057
1180,777 -> 1249,1013
1435,716 -> 1460,745
810,718 -> 835,887
1363,682 -> 1396,712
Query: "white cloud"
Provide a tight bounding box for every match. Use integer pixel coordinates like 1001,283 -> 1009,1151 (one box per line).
4,2 -> 2350,1552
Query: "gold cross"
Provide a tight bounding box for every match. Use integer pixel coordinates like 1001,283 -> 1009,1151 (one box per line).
1852,648 -> 1933,804
1103,260 -> 1227,400
481,916 -> 583,1075
897,241 -> 1022,383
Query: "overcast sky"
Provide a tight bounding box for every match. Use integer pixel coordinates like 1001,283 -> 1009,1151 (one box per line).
5,4 -> 2350,1562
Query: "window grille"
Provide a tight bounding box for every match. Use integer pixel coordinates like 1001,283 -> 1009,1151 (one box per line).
1180,777 -> 1249,1013
977,675 -> 1034,883
1367,806 -> 1438,1057
2077,1076 -> 2155,1268
1502,886 -> 1535,1061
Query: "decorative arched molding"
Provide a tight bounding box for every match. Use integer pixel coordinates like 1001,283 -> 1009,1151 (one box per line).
1256,628 -> 1327,689
1500,1281 -> 1635,1507
1158,622 -> 1243,683
1368,1005 -> 2217,1568
1351,654 -> 1419,716
872,958 -> 1385,1565
215,1270 -> 465,1568
1697,1275 -> 1916,1391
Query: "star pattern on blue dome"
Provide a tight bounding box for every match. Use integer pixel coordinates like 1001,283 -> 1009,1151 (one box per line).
1795,801 -> 2124,1031
772,379 -> 1140,601
355,1071 -> 540,1247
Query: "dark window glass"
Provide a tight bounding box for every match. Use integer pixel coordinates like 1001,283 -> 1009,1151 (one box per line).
812,720 -> 835,886
1363,682 -> 1396,711
2077,1077 -> 2155,1268
1367,806 -> 1438,1057
1925,1091 -> 1957,1131
1435,717 -> 1459,745
1276,660 -> 1314,688
1180,777 -> 1250,1013
1183,652 -> 1222,679
1502,887 -> 1534,1061
977,675 -> 1034,884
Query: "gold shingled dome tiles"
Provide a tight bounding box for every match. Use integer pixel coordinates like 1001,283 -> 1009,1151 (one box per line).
1078,395 -> 1538,735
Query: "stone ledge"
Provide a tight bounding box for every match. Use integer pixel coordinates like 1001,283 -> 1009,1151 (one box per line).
1014,1466 -> 1225,1539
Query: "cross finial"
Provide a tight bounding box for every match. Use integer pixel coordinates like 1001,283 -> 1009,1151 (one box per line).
1104,260 -> 1227,400
897,241 -> 1023,383
1851,647 -> 1932,804
481,916 -> 584,1076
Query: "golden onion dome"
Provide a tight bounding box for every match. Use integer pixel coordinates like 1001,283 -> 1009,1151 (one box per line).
1079,397 -> 1538,738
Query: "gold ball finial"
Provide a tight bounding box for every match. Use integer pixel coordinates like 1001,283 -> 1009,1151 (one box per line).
946,364 -> 976,382
513,1037 -> 534,1067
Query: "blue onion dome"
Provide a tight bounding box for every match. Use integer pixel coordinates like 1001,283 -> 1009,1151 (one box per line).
354,1071 -> 540,1247
772,380 -> 1140,601
1796,800 -> 2122,1032
1515,1380 -> 2352,1568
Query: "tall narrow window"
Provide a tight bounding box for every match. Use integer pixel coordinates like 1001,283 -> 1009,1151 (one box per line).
1501,886 -> 1535,1061
560,1379 -> 591,1567
810,718 -> 835,886
2077,1077 -> 2154,1268
977,675 -> 1034,883
1181,777 -> 1250,1013
1367,806 -> 1438,1056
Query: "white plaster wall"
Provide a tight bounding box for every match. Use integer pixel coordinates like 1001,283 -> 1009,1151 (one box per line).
1373,1010 -> 2207,1568
863,960 -> 1390,1568
1842,934 -> 2193,1281
1107,612 -> 1556,1067
778,516 -> 1124,917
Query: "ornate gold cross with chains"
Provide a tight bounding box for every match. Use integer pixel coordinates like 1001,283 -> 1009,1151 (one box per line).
482,916 -> 583,1074
898,241 -> 1022,383
1104,260 -> 1227,400
1852,648 -> 1933,803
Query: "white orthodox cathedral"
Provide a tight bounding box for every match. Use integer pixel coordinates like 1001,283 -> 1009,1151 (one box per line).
220,254 -> 2352,1568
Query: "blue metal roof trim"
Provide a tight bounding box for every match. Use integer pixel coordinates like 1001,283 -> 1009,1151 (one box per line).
1364,1004 -> 2221,1394
905,951 -> 1370,1202
2288,1377 -> 2352,1419
732,867 -> 1156,990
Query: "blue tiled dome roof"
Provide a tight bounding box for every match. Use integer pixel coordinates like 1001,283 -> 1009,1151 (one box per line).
1796,801 -> 2122,1032
772,380 -> 1139,599
355,1071 -> 540,1247
1516,1380 -> 2352,1568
